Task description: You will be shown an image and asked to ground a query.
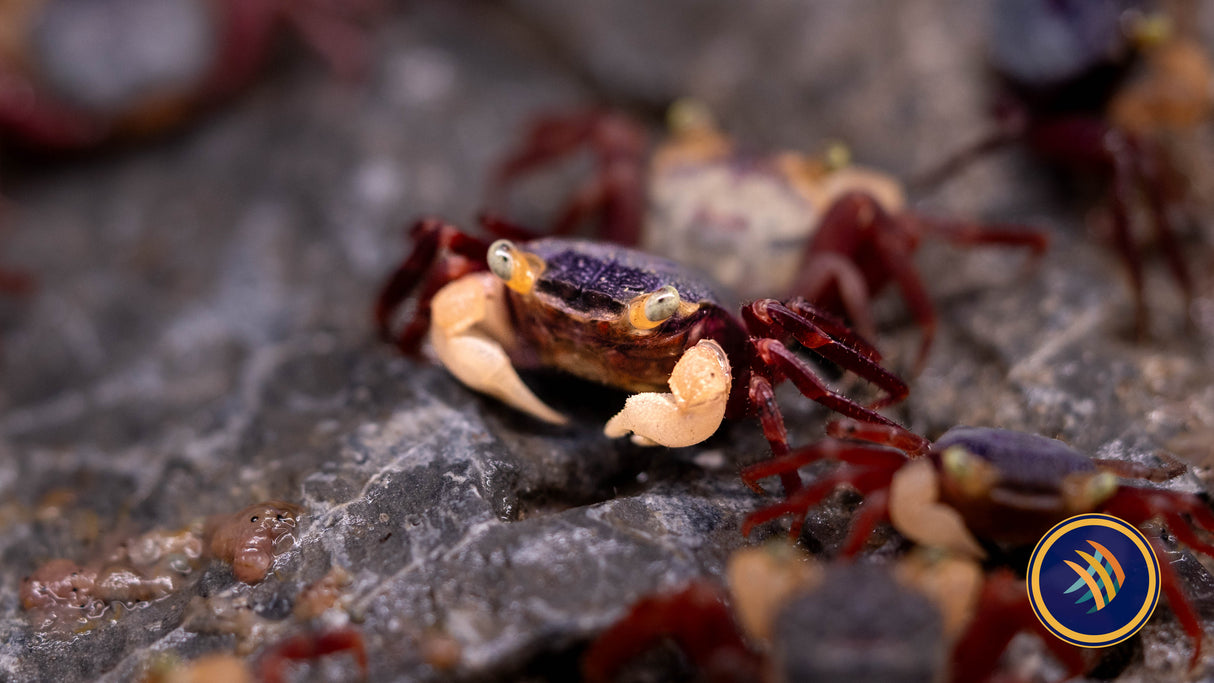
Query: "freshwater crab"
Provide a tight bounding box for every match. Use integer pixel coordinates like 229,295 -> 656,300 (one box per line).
582,545 -> 1085,683
375,217 -> 915,494
742,419 -> 1214,666
917,0 -> 1211,333
489,105 -> 1048,368
0,0 -> 375,150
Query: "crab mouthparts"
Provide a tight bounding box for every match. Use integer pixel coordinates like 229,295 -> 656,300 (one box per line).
988,487 -> 1063,512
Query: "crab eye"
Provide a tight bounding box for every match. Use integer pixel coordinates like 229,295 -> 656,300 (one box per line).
941,445 -> 971,480
1085,472 -> 1119,506
488,240 -> 516,281
629,285 -> 681,330
940,445 -> 998,499
487,240 -> 543,294
645,286 -> 681,322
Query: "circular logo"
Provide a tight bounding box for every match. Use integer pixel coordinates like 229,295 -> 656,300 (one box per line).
1027,513 -> 1160,648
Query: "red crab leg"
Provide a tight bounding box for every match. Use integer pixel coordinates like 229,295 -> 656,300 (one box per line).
486,110 -> 647,244
909,123 -> 1022,193
489,109 -> 608,194
260,626 -> 368,683
740,439 -> 906,495
1027,118 -> 1156,334
550,161 -> 646,245
948,570 -> 1087,683
838,489 -> 890,557
905,214 -> 1049,255
744,300 -> 907,408
791,253 -> 878,347
1132,137 -> 1194,315
747,372 -> 802,496
1102,486 -> 1214,668
741,464 -> 898,542
581,581 -> 761,683
1101,486 -> 1214,558
825,418 -> 931,455
392,254 -> 483,354
750,338 -> 906,428
280,0 -> 378,80
783,298 -> 882,362
1150,537 -> 1206,669
479,213 -> 548,242
1107,131 -> 1149,334
860,208 -> 940,374
374,219 -> 490,354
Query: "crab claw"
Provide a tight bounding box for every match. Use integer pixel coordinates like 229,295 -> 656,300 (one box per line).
604,340 -> 731,448
430,273 -> 567,425
889,459 -> 987,560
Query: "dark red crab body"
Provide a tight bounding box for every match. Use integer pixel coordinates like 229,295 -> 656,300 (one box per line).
377,217 -> 917,494
582,546 -> 1086,683
743,419 -> 1214,666
491,107 -> 1047,369
507,238 -> 741,394
921,0 -> 1210,331
0,0 -> 369,150
929,427 -> 1108,547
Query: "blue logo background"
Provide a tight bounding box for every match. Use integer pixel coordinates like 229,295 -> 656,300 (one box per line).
1028,514 -> 1159,647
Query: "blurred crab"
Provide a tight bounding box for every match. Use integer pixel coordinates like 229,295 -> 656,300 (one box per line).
582,544 -> 1085,683
376,216 -> 916,495
918,0 -> 1212,333
0,0 -> 376,150
742,418 -> 1214,666
488,104 -> 1048,369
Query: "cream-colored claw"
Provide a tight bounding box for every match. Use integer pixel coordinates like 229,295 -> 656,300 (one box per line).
603,339 -> 731,448
430,273 -> 567,425
888,459 -> 986,560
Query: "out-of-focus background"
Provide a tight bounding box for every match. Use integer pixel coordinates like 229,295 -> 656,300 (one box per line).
2,1 -> 1214,680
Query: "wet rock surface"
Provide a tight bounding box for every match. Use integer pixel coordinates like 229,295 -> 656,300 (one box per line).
1,1 -> 1213,681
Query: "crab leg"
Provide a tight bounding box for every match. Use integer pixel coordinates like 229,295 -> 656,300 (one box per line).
747,373 -> 802,495
906,214 -> 1049,254
744,300 -> 907,408
1133,137 -> 1194,314
375,218 -> 490,354
487,110 -> 647,244
792,253 -> 879,346
740,438 -> 906,494
1149,537 -> 1206,668
826,418 -> 931,455
581,581 -> 761,683
948,570 -> 1087,683
783,298 -> 882,362
1106,130 -> 1149,333
751,339 -> 904,425
430,273 -> 567,425
741,464 -> 896,541
604,339 -> 731,447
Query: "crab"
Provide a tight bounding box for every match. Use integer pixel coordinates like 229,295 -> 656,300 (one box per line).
0,0 -> 376,150
741,418 -> 1214,666
375,216 -> 917,495
917,0 -> 1211,334
582,544 -> 1086,683
488,104 -> 1048,368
